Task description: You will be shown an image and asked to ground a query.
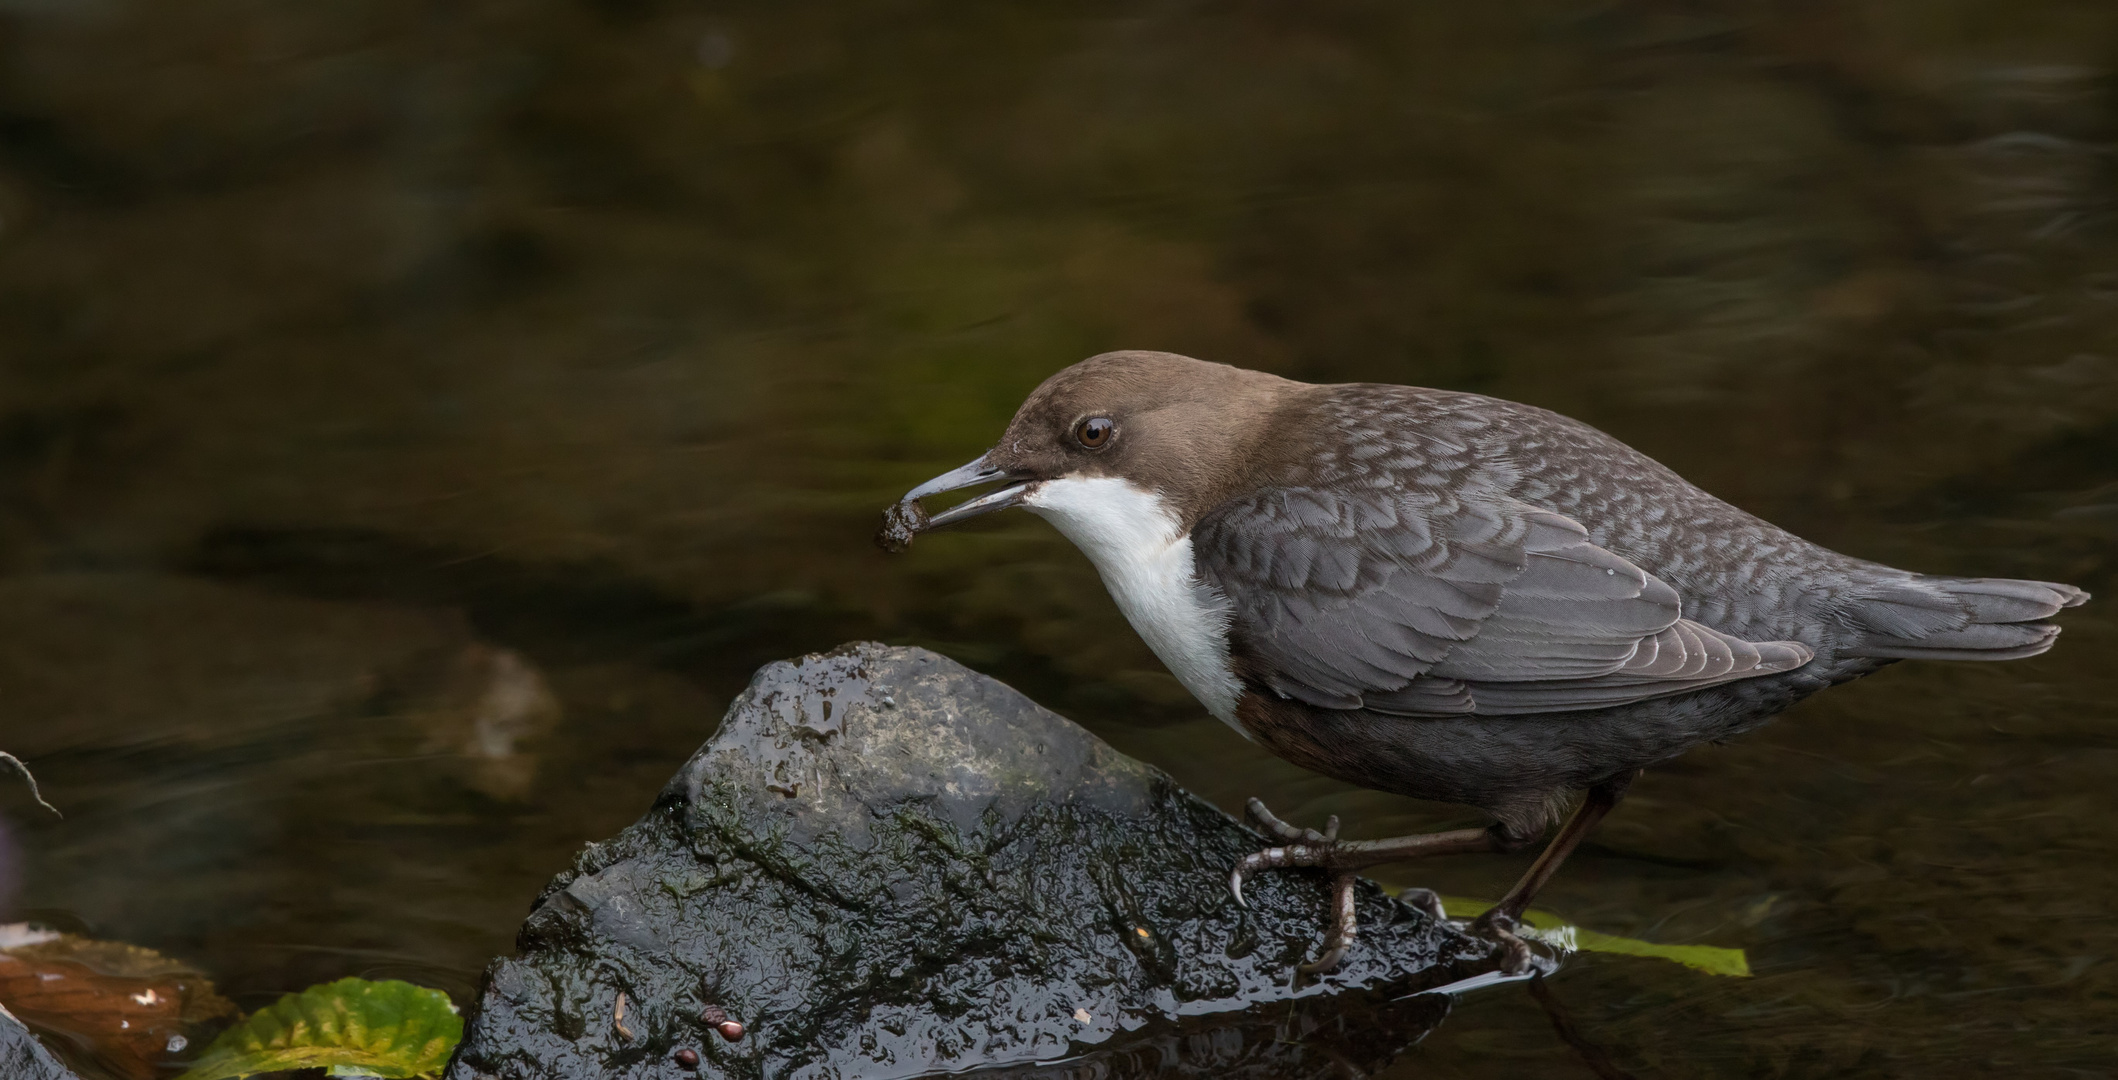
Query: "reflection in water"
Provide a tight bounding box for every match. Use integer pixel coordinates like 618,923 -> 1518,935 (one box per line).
0,1 -> 2112,1077
403,642 -> 564,803
962,989 -> 1456,1080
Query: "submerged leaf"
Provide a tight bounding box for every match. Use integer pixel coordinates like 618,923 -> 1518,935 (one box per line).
174,978 -> 462,1080
1440,896 -> 1751,977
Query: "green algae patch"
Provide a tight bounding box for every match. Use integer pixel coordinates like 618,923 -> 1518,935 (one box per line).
175,978 -> 461,1080
1440,896 -> 1751,978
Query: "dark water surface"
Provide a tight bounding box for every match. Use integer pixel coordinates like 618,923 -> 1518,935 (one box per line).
2,1 -> 2114,1076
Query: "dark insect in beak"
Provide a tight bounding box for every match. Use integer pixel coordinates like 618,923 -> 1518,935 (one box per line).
876,453 -> 1035,552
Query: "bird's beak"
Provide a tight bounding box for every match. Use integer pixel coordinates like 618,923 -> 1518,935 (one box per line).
902,452 -> 1035,528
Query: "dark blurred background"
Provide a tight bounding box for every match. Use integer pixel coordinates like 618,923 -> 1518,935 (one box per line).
0,1 -> 2113,1076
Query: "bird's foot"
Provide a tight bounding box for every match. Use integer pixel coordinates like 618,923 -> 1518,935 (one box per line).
1229,797 -> 1344,907
1399,885 -> 1446,922
1468,908 -> 1535,975
1230,798 -> 1503,976
1230,798 -> 1360,975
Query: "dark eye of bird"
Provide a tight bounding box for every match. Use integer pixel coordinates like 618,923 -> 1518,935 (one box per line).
1075,417 -> 1114,449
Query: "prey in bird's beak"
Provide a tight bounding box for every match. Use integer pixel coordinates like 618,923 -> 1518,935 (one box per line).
877,453 -> 1037,552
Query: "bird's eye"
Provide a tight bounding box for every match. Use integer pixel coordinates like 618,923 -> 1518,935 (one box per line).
1075,417 -> 1115,449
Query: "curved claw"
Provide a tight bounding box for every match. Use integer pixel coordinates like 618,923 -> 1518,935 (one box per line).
1296,872 -> 1360,975
1229,847 -> 1292,908
1298,941 -> 1349,976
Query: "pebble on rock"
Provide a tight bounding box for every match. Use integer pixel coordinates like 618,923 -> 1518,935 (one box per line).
700,1004 -> 744,1042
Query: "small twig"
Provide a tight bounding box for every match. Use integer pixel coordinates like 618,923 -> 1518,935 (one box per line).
0,753 -> 60,818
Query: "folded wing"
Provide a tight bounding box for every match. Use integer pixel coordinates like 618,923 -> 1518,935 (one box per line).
1190,487 -> 1813,718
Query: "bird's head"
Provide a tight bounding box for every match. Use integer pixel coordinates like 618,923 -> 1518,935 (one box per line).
880,351 -> 1300,549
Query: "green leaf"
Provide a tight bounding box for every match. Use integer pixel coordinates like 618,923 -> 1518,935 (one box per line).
175,977 -> 463,1080
1440,896 -> 1751,977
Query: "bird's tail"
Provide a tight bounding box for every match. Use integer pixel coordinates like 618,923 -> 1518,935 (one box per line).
1841,575 -> 2088,661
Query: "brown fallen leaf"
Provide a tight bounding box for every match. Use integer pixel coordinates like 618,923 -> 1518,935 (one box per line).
0,929 -> 236,1080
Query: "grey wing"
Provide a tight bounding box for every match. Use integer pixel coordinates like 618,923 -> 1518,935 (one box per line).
1189,488 -> 1814,718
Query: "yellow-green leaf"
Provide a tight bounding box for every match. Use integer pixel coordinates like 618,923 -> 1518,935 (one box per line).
1439,896 -> 1751,977
175,977 -> 463,1080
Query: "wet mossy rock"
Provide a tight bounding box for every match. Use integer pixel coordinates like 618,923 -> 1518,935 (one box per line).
449,644 -> 1503,1079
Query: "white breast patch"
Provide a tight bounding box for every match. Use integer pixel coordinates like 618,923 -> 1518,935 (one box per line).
1022,475 -> 1246,732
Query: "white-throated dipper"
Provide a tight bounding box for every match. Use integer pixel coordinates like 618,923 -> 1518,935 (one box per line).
880,351 -> 2088,973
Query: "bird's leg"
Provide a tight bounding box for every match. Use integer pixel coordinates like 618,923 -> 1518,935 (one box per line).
1470,771 -> 1638,974
1232,797 -> 1526,974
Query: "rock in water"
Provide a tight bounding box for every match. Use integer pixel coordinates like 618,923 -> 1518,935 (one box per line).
0,1004 -> 80,1080
449,644 -> 1507,1080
